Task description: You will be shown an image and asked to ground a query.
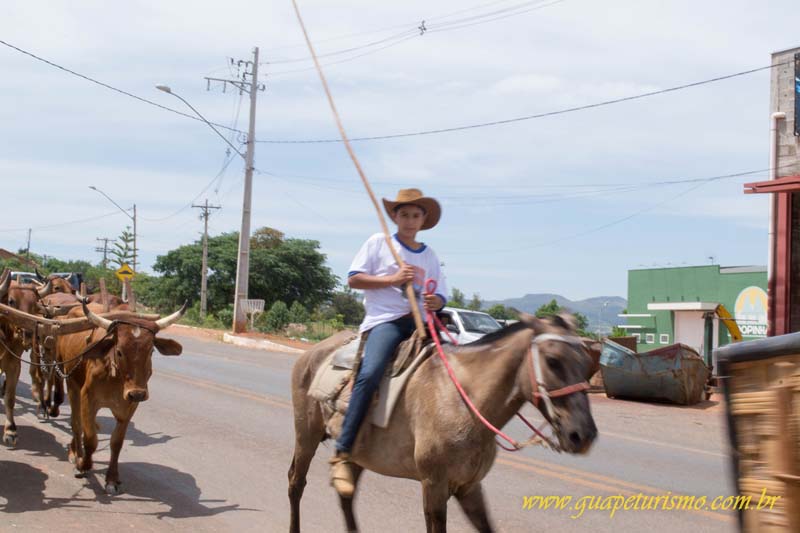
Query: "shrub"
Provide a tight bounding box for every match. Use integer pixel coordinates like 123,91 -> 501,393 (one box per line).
288,301 -> 309,324
261,301 -> 290,333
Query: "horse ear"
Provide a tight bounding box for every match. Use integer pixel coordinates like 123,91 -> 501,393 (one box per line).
549,312 -> 579,333
517,312 -> 546,334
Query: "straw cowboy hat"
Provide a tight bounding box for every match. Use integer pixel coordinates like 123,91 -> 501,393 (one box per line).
382,188 -> 441,230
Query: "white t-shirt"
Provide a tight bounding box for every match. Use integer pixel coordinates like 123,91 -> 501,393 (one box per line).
349,233 -> 448,333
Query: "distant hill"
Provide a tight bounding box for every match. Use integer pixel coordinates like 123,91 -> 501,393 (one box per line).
483,294 -> 627,334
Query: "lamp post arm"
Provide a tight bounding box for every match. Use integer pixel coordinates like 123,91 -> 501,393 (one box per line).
168,92 -> 245,159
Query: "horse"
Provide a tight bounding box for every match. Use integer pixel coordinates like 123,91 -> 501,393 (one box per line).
288,313 -> 598,532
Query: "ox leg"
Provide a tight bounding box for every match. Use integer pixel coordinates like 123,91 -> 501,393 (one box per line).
455,483 -> 494,533
288,408 -> 326,533
66,378 -> 83,469
339,464 -> 363,532
421,478 -> 450,533
29,349 -> 45,417
105,404 -> 137,495
49,375 -> 64,418
1,355 -> 20,447
76,388 -> 98,474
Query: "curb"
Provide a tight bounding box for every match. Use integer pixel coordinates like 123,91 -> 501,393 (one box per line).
222,332 -> 305,354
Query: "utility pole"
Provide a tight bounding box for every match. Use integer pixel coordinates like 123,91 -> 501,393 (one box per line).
132,204 -> 137,274
25,228 -> 31,259
192,199 -> 221,319
206,47 -> 265,333
95,237 -> 111,269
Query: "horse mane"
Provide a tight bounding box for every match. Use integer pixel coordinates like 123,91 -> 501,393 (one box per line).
458,321 -> 530,348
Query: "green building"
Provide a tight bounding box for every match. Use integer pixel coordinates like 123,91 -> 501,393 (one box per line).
618,265 -> 767,372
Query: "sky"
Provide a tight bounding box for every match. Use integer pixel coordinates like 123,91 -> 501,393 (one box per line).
0,0 -> 796,301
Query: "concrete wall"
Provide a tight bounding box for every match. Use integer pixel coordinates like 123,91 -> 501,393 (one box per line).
771,47 -> 800,178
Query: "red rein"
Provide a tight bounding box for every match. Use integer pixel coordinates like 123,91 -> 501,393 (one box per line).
423,279 -> 552,451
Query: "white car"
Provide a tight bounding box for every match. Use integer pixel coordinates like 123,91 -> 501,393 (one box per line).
436,307 -> 503,344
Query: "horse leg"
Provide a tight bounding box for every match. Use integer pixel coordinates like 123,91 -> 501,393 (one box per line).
288,401 -> 326,533
455,483 -> 494,533
339,464 -> 363,532
422,478 -> 450,533
1,356 -> 20,447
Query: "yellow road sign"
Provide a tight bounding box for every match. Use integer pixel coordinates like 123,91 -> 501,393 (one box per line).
115,263 -> 135,281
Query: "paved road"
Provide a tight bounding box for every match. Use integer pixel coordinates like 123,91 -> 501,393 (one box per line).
0,332 -> 739,532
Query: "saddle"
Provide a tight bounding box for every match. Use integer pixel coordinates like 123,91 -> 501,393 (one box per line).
308,330 -> 434,432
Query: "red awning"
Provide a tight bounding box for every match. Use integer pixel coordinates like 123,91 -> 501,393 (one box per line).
744,175 -> 800,194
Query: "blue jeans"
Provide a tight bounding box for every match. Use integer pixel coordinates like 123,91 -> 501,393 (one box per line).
336,315 -> 415,454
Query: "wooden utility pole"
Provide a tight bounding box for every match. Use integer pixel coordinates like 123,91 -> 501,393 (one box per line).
192,199 -> 221,319
95,237 -> 111,269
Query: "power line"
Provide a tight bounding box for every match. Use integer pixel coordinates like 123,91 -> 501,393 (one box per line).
264,0 -> 563,76
0,39 -> 243,135
258,62 -> 786,143
0,210 -> 122,234
263,0 -> 552,53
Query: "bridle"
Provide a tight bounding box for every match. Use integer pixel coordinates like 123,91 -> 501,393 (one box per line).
528,333 -> 591,426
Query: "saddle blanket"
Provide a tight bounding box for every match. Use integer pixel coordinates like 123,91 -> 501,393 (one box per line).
308,335 -> 433,428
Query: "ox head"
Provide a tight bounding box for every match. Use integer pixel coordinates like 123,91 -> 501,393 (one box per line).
6,279 -> 54,348
517,312 -> 597,454
49,277 -> 73,294
80,300 -> 186,403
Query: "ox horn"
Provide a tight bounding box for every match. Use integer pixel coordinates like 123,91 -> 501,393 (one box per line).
0,268 -> 11,299
34,267 -> 46,282
37,279 -> 54,298
155,301 -> 188,331
81,298 -> 113,330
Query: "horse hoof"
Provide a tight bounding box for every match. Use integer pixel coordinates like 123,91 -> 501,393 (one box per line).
105,482 -> 122,496
3,432 -> 17,448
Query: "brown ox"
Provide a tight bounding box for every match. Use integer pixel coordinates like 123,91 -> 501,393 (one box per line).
289,314 -> 597,533
58,300 -> 185,494
0,276 -> 53,446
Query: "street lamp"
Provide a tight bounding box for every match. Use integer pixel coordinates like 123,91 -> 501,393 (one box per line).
156,75 -> 259,333
89,186 -> 137,273
155,85 -> 245,159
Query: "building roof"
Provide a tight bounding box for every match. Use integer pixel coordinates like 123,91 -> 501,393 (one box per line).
720,266 -> 767,274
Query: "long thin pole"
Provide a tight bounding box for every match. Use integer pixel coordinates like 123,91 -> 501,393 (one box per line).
232,47 -> 259,333
132,204 -> 137,274
290,2 -> 426,337
193,199 -> 220,320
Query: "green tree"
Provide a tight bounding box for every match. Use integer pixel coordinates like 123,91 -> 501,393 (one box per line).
535,298 -> 590,336
142,228 -> 338,314
610,326 -> 627,337
109,226 -> 135,269
467,293 -> 482,311
318,287 -> 364,326
485,304 -> 519,320
449,287 -> 466,308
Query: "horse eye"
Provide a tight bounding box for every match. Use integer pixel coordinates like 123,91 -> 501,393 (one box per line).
546,356 -> 563,374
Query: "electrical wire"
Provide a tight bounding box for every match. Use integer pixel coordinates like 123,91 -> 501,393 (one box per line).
0,210 -> 122,233
258,62 -> 787,143
0,39 -> 244,135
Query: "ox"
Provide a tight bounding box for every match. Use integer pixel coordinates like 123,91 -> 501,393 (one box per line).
0,274 -> 53,446
58,300 -> 185,494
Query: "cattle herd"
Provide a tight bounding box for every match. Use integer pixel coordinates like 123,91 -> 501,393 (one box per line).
0,268 -> 186,495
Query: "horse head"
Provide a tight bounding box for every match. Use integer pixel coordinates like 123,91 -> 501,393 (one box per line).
518,312 -> 597,454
